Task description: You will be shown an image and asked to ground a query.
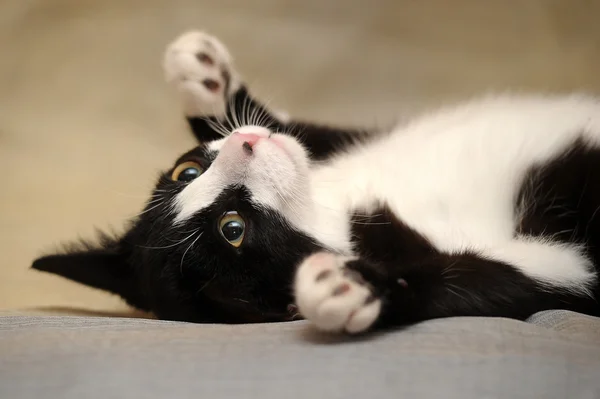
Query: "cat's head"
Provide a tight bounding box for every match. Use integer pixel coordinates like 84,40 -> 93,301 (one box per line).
32,126 -> 324,323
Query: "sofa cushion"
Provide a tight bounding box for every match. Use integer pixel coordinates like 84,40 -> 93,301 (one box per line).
1,312 -> 599,399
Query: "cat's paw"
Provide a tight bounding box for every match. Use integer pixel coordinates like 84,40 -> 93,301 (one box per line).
164,31 -> 241,118
294,252 -> 382,334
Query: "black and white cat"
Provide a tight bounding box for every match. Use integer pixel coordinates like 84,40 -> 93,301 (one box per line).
33,31 -> 600,333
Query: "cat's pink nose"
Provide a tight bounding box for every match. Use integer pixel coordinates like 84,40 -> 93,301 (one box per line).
239,133 -> 264,148
230,129 -> 271,154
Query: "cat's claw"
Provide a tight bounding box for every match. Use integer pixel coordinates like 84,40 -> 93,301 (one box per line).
163,31 -> 241,118
294,252 -> 382,334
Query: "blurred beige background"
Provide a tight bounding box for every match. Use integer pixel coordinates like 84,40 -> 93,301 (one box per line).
1,0 -> 599,316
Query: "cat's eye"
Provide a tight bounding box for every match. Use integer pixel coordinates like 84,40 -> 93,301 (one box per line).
171,161 -> 203,182
219,211 -> 245,247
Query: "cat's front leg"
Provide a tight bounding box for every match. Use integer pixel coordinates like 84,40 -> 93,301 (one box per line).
295,248 -> 598,334
164,31 -> 241,120
164,31 -> 283,142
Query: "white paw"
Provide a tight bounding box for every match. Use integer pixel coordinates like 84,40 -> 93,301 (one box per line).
164,31 -> 241,118
294,252 -> 382,334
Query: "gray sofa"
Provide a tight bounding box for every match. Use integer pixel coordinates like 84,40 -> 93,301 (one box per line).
1,310 -> 599,398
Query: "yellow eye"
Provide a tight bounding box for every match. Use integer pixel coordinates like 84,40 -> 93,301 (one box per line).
219,211 -> 245,247
171,161 -> 203,182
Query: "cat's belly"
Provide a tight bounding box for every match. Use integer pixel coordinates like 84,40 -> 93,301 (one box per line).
343,136 -> 519,253
386,196 -> 515,252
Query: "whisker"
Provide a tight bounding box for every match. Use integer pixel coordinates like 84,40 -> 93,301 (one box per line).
153,189 -> 177,193
241,91 -> 251,127
180,232 -> 203,276
249,102 -> 260,127
349,221 -> 391,226
196,273 -> 216,295
134,201 -> 165,217
229,94 -> 242,130
445,284 -> 471,304
223,96 -> 237,132
258,108 -> 276,131
214,117 -> 232,136
137,229 -> 199,250
206,117 -> 229,137
145,195 -> 168,204
256,97 -> 278,129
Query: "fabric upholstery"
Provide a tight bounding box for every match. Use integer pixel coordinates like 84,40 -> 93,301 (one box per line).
1,311 -> 599,398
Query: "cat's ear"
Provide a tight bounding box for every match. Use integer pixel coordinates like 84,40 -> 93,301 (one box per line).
31,233 -> 149,311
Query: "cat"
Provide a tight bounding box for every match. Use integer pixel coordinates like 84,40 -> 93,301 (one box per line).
32,31 -> 600,334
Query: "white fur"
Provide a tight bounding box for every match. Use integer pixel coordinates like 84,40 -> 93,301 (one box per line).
164,31 -> 241,118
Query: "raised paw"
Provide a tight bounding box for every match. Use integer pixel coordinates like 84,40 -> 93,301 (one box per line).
163,31 -> 241,118
294,252 -> 382,334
